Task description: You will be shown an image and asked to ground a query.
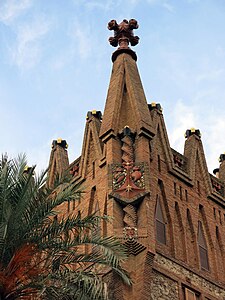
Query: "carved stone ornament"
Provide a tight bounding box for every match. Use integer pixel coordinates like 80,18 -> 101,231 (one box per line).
111,162 -> 146,203
108,19 -> 139,49
110,126 -> 148,204
123,226 -> 138,240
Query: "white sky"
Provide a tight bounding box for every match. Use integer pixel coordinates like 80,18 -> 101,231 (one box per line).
0,0 -> 225,173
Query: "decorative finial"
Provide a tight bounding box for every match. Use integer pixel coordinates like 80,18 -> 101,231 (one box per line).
148,103 -> 163,112
108,19 -> 139,48
52,139 -> 68,149
86,110 -> 102,121
108,19 -> 139,62
185,128 -> 201,139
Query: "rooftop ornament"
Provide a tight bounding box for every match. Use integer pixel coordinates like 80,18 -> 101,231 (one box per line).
219,153 -> 225,163
108,19 -> 139,62
52,139 -> 68,149
185,128 -> 201,139
86,110 -> 102,121
148,102 -> 163,112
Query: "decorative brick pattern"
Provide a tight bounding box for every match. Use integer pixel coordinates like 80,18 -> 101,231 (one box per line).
48,43 -> 225,299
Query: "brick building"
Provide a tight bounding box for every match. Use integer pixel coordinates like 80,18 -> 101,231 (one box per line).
47,20 -> 225,299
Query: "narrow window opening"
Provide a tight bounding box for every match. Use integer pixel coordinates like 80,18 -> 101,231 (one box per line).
180,186 -> 182,200
213,208 -> 216,220
149,141 -> 152,161
174,182 -> 177,195
92,161 -> 95,179
185,189 -> 188,201
157,155 -> 161,172
155,197 -> 166,244
198,221 -> 209,271
124,83 -> 127,93
216,226 -> 219,240
197,180 -> 200,194
219,210 -> 222,224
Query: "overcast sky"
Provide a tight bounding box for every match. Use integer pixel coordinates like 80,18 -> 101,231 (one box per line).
0,0 -> 225,174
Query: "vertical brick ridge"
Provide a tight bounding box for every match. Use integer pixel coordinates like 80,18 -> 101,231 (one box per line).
141,251 -> 155,299
174,201 -> 187,261
186,208 -> 199,268
111,272 -> 125,300
123,55 -> 155,137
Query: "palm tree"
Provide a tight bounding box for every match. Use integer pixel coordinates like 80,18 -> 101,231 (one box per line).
0,154 -> 130,299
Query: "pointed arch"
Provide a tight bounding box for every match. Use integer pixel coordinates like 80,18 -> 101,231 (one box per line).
158,180 -> 172,224
198,205 -> 213,247
186,209 -> 198,268
158,180 -> 174,253
92,198 -> 101,240
155,196 -> 166,244
198,205 -> 217,275
174,202 -> 187,261
198,221 -> 209,270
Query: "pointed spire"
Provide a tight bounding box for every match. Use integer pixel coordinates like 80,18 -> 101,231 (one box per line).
100,22 -> 155,141
47,138 -> 69,188
184,128 -> 202,178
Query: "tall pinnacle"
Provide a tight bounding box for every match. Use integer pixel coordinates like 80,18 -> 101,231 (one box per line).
108,19 -> 139,62
100,19 -> 155,141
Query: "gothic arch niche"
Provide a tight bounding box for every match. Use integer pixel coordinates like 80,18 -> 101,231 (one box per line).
86,187 -> 101,253
92,199 -> 101,253
186,209 -> 198,268
198,205 -> 217,276
88,186 -> 96,215
84,131 -> 97,179
155,196 -> 166,245
198,221 -> 209,271
155,180 -> 174,254
173,202 -> 187,262
88,187 -> 101,230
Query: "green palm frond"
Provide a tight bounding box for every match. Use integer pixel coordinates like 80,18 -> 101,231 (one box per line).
0,154 -> 131,299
